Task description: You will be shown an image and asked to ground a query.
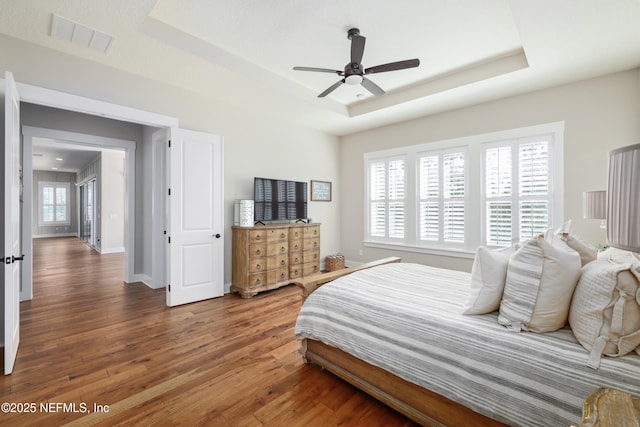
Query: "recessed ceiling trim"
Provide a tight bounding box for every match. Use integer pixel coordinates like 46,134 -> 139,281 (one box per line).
348,48 -> 530,117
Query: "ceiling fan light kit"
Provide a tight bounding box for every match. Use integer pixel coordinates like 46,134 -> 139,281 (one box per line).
293,27 -> 420,98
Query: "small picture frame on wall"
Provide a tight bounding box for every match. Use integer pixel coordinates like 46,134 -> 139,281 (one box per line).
311,180 -> 332,201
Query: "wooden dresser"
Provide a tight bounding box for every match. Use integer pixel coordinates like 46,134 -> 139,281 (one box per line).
231,223 -> 320,298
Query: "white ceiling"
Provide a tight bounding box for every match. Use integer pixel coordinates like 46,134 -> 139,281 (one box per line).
2,0 -> 640,136
32,138 -> 122,173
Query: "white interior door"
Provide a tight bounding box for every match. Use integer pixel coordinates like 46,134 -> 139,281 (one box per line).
167,128 -> 224,306
3,71 -> 21,374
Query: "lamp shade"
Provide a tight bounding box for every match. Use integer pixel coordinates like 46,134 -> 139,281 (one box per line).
583,190 -> 606,219
607,143 -> 640,251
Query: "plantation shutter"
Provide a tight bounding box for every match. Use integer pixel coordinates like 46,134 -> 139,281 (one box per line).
369,161 -> 386,237
443,153 -> 465,242
485,146 -> 512,245
519,141 -> 549,240
419,155 -> 439,240
483,139 -> 551,246
388,159 -> 405,238
418,150 -> 465,244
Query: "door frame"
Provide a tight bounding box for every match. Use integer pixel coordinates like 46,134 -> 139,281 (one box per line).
16,81 -> 178,291
22,126 -> 136,299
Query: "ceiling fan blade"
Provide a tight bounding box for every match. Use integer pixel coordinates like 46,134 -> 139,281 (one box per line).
318,79 -> 345,97
365,58 -> 420,75
293,66 -> 342,74
350,34 -> 366,65
361,77 -> 385,96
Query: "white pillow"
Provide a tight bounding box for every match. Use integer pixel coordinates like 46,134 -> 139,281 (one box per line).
463,245 -> 517,315
561,234 -> 597,267
498,234 -> 582,333
569,258 -> 640,368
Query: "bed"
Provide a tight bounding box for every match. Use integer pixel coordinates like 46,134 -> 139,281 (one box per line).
294,257 -> 640,427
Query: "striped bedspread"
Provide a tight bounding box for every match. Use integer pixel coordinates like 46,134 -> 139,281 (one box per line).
294,263 -> 640,427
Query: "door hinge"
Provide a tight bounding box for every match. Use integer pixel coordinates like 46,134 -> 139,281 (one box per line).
168,284 -> 171,291
163,230 -> 167,235
168,188 -> 171,196
168,139 -> 171,147
168,236 -> 171,244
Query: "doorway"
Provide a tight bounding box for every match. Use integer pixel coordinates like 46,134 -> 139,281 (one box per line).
22,126 -> 136,301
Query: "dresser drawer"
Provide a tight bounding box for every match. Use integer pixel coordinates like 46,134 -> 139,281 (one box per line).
249,230 -> 267,243
303,250 -> 320,263
248,272 -> 267,287
249,243 -> 267,257
304,226 -> 320,238
267,255 -> 288,270
303,262 -> 320,276
249,258 -> 268,273
289,252 -> 303,265
289,227 -> 304,240
304,237 -> 320,250
289,240 -> 303,252
267,228 -> 289,242
274,268 -> 288,283
266,243 -> 288,257
289,266 -> 303,280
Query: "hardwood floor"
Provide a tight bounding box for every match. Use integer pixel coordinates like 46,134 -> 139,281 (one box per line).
0,237 -> 416,426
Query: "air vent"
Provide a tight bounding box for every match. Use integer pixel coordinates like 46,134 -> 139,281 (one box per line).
50,14 -> 114,54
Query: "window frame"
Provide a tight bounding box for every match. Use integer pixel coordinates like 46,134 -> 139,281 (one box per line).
39,181 -> 71,226
363,121 -> 564,258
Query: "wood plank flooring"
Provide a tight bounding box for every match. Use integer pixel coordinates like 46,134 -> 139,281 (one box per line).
0,237 -> 416,426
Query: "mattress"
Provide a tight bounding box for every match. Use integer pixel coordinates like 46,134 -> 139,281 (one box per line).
294,263 -> 640,427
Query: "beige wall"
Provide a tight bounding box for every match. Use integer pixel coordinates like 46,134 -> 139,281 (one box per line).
1,35 -> 341,288
340,69 -> 640,272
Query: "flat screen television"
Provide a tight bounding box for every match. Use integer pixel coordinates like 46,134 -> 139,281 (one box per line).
254,177 -> 308,223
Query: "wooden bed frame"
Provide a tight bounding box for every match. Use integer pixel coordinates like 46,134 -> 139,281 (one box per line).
295,257 -> 506,427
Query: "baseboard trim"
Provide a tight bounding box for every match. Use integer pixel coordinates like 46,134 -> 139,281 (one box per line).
33,233 -> 77,239
99,247 -> 125,254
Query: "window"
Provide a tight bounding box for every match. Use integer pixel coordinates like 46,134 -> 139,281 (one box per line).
483,138 -> 552,246
39,182 -> 70,226
418,150 -> 466,245
368,157 -> 406,240
364,122 -> 564,256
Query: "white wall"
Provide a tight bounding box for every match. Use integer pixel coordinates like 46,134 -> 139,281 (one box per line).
340,69 -> 640,272
1,35 -> 341,289
100,151 -> 126,253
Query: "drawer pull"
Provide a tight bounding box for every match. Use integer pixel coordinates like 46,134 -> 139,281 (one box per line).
255,278 -> 262,285
256,264 -> 262,270
280,233 -> 286,238
255,235 -> 261,241
255,249 -> 262,256
280,246 -> 286,252
280,260 -> 286,266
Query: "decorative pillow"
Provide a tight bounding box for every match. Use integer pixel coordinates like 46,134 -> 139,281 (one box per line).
498,234 -> 582,333
463,245 -> 518,315
561,234 -> 597,267
568,258 -> 640,369
598,247 -> 640,264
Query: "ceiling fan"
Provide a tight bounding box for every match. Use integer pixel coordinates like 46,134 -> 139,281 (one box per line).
293,28 -> 420,98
